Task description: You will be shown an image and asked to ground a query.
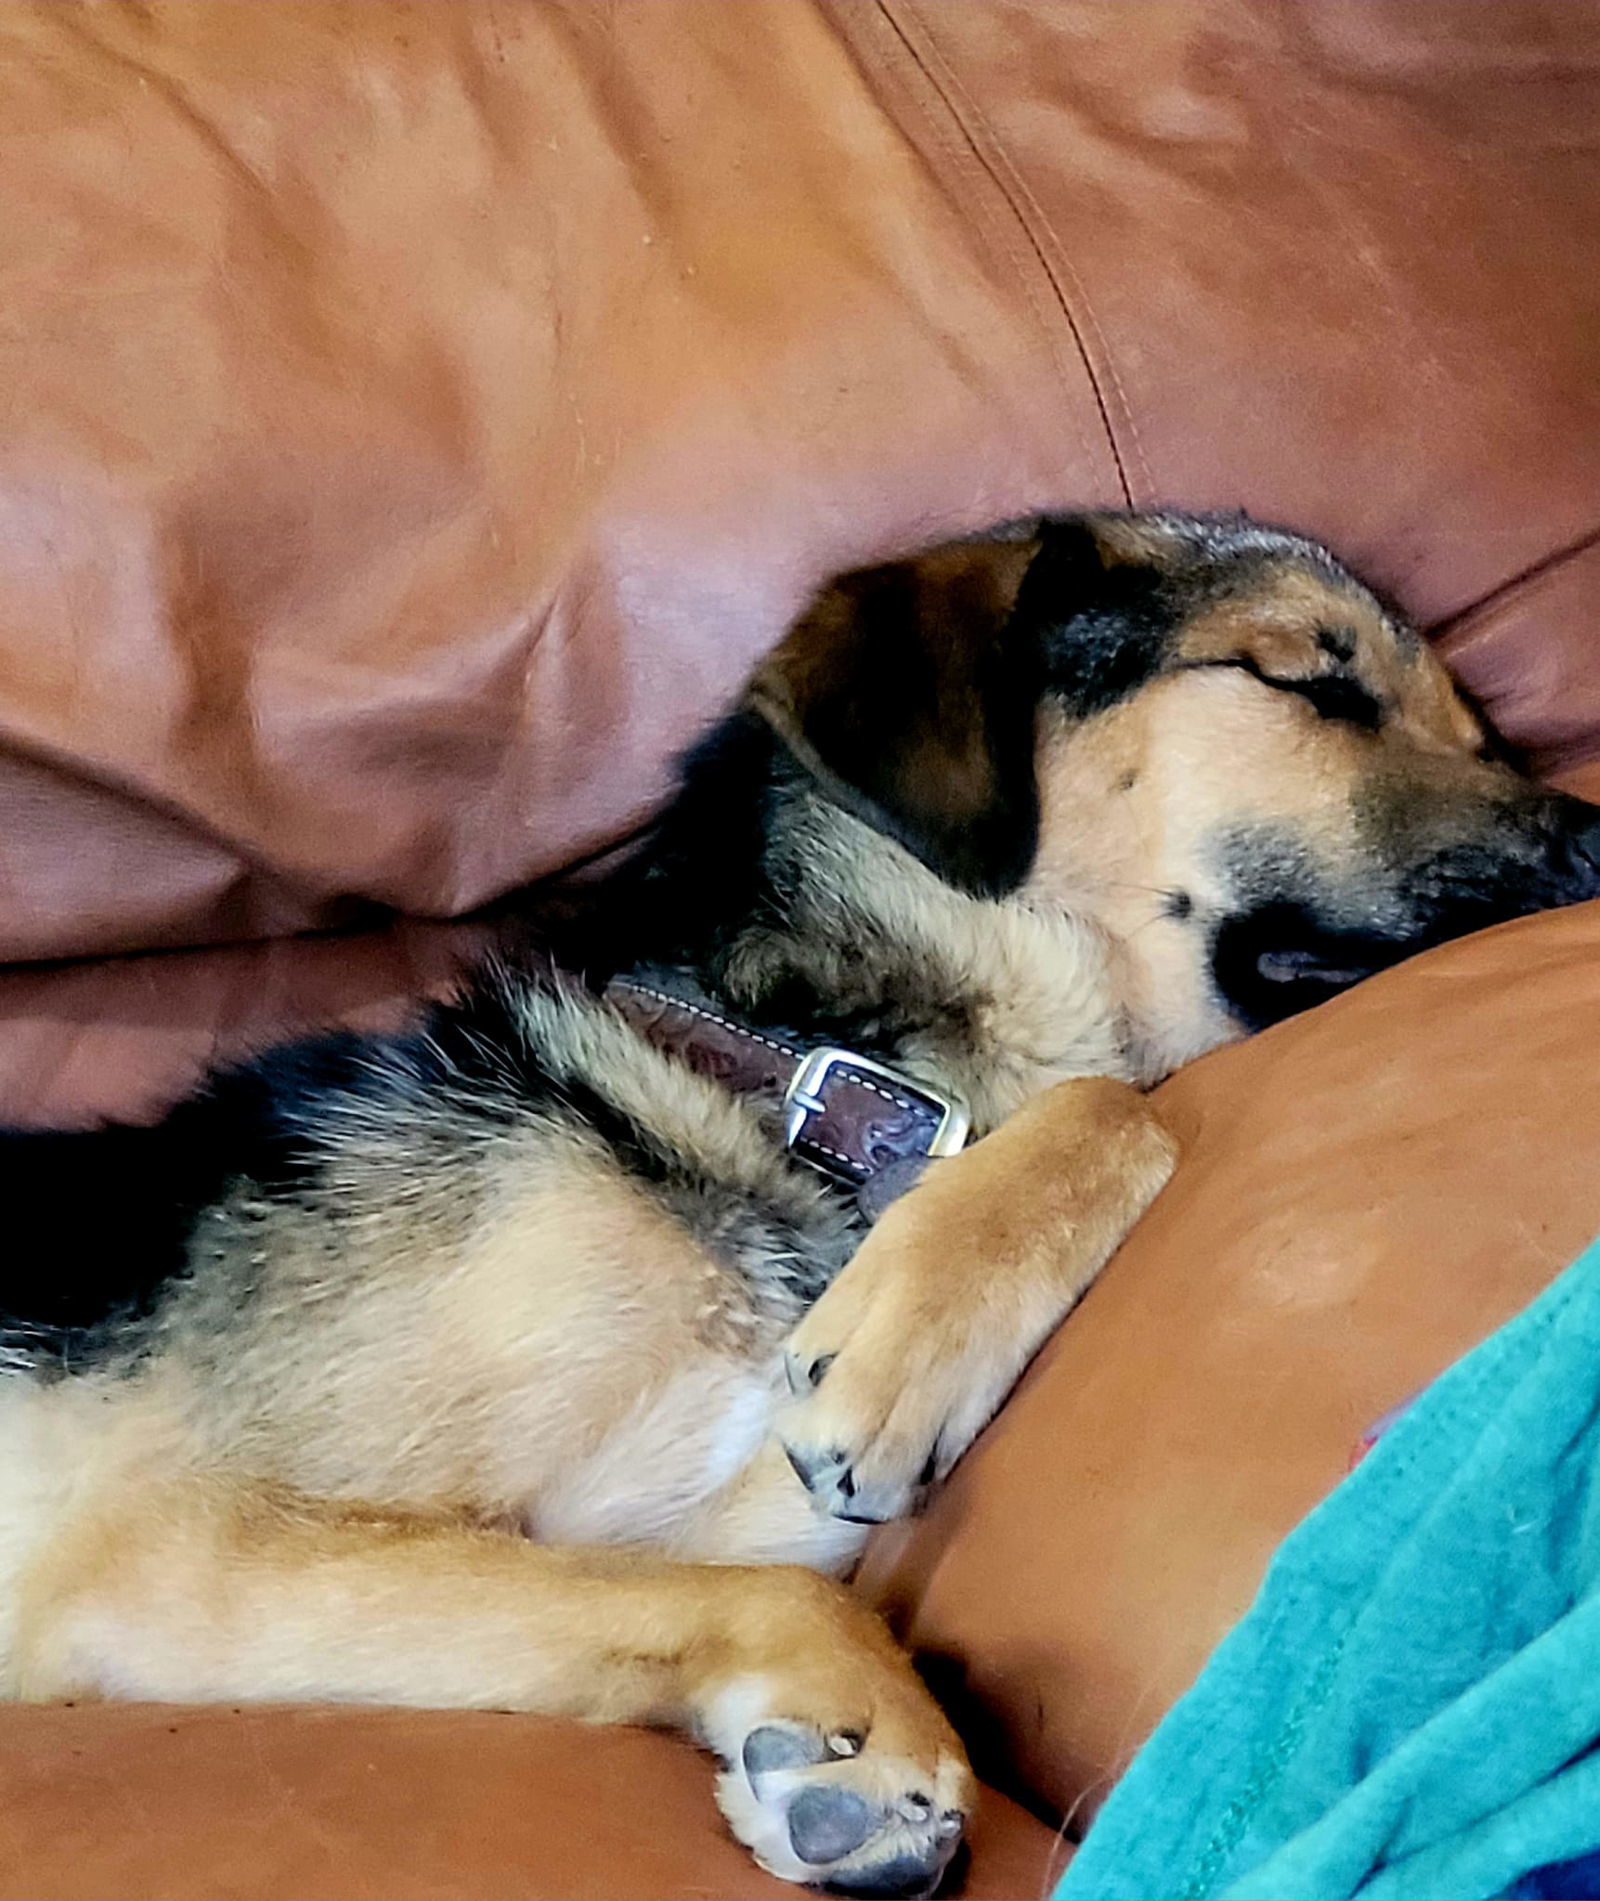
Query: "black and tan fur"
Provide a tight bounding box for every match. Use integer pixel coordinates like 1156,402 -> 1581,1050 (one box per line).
2,513 -> 1597,1894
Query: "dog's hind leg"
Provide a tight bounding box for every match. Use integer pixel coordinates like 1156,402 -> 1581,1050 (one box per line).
778,1077 -> 1178,1524
15,1479 -> 972,1892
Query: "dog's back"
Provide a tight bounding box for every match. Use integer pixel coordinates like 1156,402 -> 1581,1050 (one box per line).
0,1033 -> 381,1374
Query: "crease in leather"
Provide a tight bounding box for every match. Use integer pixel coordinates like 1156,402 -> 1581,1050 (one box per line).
858,0 -> 1132,509
52,7 -> 283,211
883,0 -> 1146,505
1427,528 -> 1600,781
0,721 -> 322,914
828,0 -> 1129,504
1427,519 -> 1600,643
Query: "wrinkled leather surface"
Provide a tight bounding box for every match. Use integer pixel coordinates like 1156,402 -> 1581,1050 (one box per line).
842,3 -> 1600,631
0,0 -> 1114,961
1,1 -> 1599,961
0,918 -> 480,1128
5,1 -> 1600,1892
0,1703 -> 1069,1900
858,899 -> 1600,1823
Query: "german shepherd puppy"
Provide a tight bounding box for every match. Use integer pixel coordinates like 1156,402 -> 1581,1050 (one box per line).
1,513 -> 1596,1895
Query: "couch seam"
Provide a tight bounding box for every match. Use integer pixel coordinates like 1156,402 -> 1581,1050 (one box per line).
881,0 -> 1146,505
1426,520 -> 1600,641
836,0 -> 1129,505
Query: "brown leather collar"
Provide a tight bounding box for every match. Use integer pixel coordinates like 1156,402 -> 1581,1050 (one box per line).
604,972 -> 970,1220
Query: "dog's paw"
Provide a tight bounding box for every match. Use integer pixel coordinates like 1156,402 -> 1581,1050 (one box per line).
705,1686 -> 970,1894
779,1079 -> 1178,1524
689,1552 -> 972,1888
778,1262 -> 1012,1525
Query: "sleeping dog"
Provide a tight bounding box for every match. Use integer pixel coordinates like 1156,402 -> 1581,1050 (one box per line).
1,512 -> 1596,1895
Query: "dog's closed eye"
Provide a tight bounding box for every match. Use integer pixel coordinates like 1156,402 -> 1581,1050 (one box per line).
1183,656 -> 1385,732
1265,668 -> 1384,730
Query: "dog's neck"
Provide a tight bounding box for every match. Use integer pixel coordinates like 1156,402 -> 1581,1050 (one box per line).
597,715 -> 1134,1138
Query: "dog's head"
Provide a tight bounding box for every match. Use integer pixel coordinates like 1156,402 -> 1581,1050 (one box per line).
751,512 -> 1600,1079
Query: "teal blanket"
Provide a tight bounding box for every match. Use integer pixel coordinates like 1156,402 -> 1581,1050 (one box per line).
1058,1234 -> 1600,1901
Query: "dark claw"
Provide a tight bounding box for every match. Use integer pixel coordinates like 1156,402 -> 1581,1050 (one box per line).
784,1350 -> 836,1396
784,1442 -> 838,1490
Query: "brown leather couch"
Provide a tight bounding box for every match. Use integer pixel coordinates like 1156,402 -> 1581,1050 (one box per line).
2,5 -> 1598,1896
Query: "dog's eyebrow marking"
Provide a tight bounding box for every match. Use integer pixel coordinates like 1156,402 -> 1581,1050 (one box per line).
1180,655 -> 1384,731
1316,624 -> 1358,664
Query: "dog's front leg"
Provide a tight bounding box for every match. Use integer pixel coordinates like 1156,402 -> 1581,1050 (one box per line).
779,1077 -> 1176,1523
16,1482 -> 972,1890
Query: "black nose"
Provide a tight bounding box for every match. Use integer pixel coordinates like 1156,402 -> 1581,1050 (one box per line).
1552,795 -> 1600,893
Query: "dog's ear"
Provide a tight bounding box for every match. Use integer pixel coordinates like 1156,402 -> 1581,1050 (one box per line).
748,534 -> 1046,897
1019,513 -> 1186,716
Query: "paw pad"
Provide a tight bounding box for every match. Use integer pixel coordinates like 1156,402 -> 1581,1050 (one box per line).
716,1706 -> 968,1894
744,1723 -> 830,1780
787,1785 -> 879,1865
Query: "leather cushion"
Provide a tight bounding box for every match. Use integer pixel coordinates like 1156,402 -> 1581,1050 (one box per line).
0,1702 -> 1067,1901
858,898 -> 1600,1823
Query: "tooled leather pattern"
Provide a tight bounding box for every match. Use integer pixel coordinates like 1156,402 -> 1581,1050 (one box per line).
604,976 -> 944,1190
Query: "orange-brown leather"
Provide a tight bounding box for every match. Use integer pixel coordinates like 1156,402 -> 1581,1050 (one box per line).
0,1703 -> 1069,1901
858,899 -> 1600,1823
3,3 -> 1600,1895
1,2 -> 1598,964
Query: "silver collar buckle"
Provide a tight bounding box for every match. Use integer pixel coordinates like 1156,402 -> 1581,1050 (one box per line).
781,1046 -> 970,1162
